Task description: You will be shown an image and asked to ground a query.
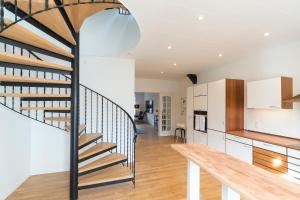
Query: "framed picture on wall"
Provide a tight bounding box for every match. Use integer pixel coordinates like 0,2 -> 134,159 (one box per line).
145,100 -> 153,113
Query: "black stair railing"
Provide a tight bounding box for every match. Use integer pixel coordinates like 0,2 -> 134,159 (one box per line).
0,40 -> 137,181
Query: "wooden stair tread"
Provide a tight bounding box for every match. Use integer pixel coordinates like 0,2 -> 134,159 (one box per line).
64,1 -> 124,32
45,116 -> 70,122
0,52 -> 72,72
0,75 -> 71,85
79,142 -> 117,161
79,153 -> 127,174
5,0 -> 76,45
20,107 -> 70,111
1,19 -> 74,58
79,133 -> 103,148
65,124 -> 86,134
0,93 -> 70,98
78,165 -> 133,187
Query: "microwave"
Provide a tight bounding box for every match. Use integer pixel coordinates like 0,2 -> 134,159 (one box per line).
194,110 -> 207,132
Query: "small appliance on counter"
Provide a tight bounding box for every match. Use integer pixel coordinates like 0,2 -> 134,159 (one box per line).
194,110 -> 207,132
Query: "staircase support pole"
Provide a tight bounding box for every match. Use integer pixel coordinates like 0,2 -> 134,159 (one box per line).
70,32 -> 80,200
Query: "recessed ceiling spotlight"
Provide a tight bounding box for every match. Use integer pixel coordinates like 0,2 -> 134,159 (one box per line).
160,71 -> 164,74
218,53 -> 223,57
173,63 -> 177,66
198,15 -> 204,21
167,45 -> 172,50
264,32 -> 270,37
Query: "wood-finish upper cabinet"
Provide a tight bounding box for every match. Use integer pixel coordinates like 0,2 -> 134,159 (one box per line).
194,83 -> 207,96
186,86 -> 194,144
208,79 -> 226,132
247,77 -> 293,109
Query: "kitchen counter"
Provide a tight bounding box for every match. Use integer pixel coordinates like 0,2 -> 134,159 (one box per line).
228,130 -> 300,151
172,144 -> 300,200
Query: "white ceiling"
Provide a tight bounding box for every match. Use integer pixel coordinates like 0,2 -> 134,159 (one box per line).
120,0 -> 300,79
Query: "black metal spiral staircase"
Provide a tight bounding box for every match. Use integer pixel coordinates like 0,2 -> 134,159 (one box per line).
0,1 -> 137,199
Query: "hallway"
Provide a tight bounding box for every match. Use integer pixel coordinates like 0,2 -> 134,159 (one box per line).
8,124 -> 222,200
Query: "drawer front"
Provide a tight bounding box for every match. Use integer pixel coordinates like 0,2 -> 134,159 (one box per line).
253,140 -> 286,155
288,163 -> 300,173
193,131 -> 207,145
288,148 -> 300,159
226,134 -> 252,145
288,157 -> 300,166
253,147 -> 288,174
288,169 -> 300,180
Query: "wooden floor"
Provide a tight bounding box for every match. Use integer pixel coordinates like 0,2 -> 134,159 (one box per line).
8,124 -> 223,200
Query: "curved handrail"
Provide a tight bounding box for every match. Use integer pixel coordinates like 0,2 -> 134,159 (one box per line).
0,1 -> 128,32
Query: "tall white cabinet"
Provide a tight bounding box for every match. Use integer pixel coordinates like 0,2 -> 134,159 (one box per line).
186,87 -> 194,144
207,79 -> 244,152
186,83 -> 208,144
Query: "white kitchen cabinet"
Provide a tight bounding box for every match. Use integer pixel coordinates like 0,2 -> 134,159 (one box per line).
207,129 -> 225,152
247,77 -> 293,109
193,130 -> 207,145
287,148 -> 300,182
208,79 -> 226,132
194,96 -> 207,111
186,86 -> 194,144
226,139 -> 253,164
194,83 -> 207,96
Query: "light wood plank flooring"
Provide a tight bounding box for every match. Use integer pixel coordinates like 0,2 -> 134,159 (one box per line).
8,124 -> 223,200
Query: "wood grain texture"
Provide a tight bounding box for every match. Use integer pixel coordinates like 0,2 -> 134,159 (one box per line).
64,1 -> 124,32
79,153 -> 126,174
79,142 -> 117,160
228,130 -> 300,151
225,79 -> 244,132
5,0 -> 76,45
0,75 -> 71,84
20,107 -> 71,111
78,165 -> 133,187
172,144 -> 300,200
78,133 -> 103,148
0,93 -> 70,98
281,77 -> 293,109
253,147 -> 288,174
0,52 -> 72,71
1,19 -> 74,58
44,116 -> 71,122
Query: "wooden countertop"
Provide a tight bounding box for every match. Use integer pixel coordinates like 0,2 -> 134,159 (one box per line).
228,130 -> 300,151
172,144 -> 300,200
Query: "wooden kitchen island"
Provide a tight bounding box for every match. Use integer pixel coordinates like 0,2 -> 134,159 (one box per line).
172,144 -> 300,200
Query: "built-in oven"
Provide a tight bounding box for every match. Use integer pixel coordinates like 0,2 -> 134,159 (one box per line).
194,110 -> 207,132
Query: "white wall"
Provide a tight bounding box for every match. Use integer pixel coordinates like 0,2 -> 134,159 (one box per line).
80,56 -> 135,116
0,107 -> 31,200
198,41 -> 300,139
135,92 -> 145,111
30,121 -> 70,175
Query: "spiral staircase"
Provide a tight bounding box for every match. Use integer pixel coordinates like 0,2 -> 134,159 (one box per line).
0,1 -> 136,199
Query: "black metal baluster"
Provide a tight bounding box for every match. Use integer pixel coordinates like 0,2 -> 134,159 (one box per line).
0,0 -> 4,31
96,94 -> 98,132
111,103 -> 113,143
127,117 -> 129,167
3,43 -> 7,105
106,99 -> 108,142
116,107 -> 118,153
101,96 -> 103,134
20,48 -> 23,114
90,91 -> 92,133
84,88 -> 87,133
12,46 -> 15,110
